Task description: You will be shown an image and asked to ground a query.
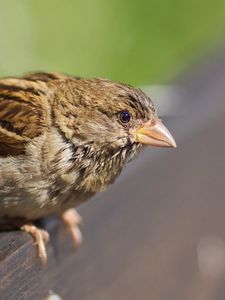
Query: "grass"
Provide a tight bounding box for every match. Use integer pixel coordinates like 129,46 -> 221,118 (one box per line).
0,0 -> 225,85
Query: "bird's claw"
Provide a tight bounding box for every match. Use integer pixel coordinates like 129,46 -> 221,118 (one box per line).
61,208 -> 83,248
20,224 -> 49,265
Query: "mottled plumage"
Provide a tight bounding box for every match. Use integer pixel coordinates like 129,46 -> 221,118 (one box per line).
0,72 -> 176,263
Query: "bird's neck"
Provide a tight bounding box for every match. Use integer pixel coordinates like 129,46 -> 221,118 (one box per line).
67,144 -> 128,192
45,128 -> 141,193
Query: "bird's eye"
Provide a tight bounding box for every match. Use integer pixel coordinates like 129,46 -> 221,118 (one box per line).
118,111 -> 131,124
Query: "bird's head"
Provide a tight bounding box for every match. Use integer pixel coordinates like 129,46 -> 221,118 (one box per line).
53,77 -> 176,190
56,79 -> 176,149
54,77 -> 176,163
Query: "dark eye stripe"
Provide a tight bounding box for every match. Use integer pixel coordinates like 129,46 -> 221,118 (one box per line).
127,94 -> 145,117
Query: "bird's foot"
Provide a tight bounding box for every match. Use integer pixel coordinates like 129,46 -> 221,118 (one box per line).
61,208 -> 83,249
20,223 -> 49,265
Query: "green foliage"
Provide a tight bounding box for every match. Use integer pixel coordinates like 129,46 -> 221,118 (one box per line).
0,0 -> 225,84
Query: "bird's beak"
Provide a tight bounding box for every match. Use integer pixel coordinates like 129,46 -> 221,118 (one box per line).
133,119 -> 177,148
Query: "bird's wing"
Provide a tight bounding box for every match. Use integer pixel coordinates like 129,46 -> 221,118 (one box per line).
0,73 -> 56,156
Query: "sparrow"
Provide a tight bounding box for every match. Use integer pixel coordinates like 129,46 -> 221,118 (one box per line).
0,72 -> 176,264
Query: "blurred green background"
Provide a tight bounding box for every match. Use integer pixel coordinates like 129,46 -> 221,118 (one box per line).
0,0 -> 225,85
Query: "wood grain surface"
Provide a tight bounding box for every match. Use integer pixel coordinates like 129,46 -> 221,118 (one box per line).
1,47 -> 225,300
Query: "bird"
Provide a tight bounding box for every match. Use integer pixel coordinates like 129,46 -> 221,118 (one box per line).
0,72 -> 176,264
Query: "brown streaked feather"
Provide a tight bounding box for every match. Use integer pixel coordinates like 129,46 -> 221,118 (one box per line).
22,72 -> 67,82
0,75 -> 53,156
